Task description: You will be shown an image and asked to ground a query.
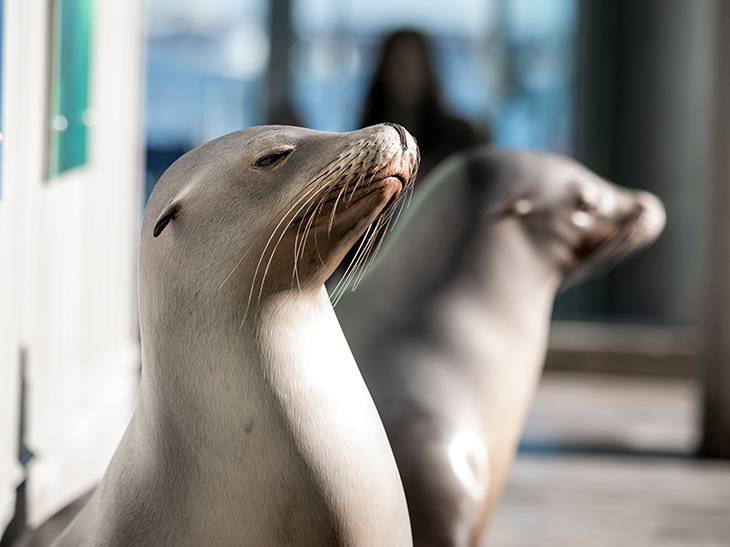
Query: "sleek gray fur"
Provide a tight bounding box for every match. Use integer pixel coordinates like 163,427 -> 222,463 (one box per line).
336,147 -> 665,547
52,124 -> 419,547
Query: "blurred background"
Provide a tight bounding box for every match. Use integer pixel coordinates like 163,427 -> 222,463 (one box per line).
1,0 -> 730,545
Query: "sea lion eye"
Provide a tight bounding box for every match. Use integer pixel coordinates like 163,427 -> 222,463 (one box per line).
576,200 -> 595,214
255,150 -> 292,168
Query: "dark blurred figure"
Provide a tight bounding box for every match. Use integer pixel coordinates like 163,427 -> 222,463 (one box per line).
361,29 -> 488,183
332,29 -> 487,285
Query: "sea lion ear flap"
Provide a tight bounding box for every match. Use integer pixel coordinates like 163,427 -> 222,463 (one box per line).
153,200 -> 182,238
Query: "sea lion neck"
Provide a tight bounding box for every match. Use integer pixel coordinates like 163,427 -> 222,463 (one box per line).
454,220 -> 561,331
136,284 -> 329,427
136,284 -> 411,546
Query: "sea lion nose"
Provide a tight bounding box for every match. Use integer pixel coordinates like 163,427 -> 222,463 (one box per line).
633,190 -> 666,239
385,122 -> 409,151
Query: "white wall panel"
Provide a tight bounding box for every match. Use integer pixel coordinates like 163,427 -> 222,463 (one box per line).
0,0 -> 27,535
4,0 -> 145,528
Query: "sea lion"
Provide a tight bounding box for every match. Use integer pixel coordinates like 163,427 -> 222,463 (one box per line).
51,124 -> 419,547
336,147 -> 665,547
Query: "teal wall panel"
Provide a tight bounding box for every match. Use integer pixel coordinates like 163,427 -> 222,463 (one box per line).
48,0 -> 93,178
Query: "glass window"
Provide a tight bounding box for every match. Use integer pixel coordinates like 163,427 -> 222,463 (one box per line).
497,0 -> 577,153
291,0 -> 496,134
47,0 -> 94,178
144,0 -> 577,197
145,0 -> 269,199
290,0 -> 577,153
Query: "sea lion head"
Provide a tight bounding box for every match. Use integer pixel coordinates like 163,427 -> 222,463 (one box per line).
140,124 -> 419,322
463,148 -> 665,278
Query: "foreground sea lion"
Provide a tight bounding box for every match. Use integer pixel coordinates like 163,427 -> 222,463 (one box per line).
51,124 -> 419,547
336,147 -> 665,547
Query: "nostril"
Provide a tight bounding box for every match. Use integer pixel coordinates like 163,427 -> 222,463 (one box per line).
385,122 -> 408,152
633,190 -> 666,235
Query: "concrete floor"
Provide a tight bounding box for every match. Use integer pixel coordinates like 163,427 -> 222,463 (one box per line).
486,454 -> 730,547
12,372 -> 730,547
486,372 -> 730,547
521,372 -> 699,455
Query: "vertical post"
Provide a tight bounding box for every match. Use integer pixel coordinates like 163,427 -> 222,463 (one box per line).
572,0 -> 619,180
267,0 -> 293,123
701,0 -> 730,459
562,0 -> 714,326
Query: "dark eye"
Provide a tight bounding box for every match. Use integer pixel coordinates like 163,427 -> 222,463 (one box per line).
255,150 -> 292,168
576,201 -> 595,213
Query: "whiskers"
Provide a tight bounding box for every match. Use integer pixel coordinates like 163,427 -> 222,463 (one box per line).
329,171 -> 416,306
221,144 -> 416,328
218,162 -> 338,328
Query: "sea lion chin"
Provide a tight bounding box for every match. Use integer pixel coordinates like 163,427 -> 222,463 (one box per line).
50,124 -> 419,547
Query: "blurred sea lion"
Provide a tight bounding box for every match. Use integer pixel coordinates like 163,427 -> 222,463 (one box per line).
336,147 -> 665,547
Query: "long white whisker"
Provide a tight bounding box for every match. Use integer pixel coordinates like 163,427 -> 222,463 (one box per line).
299,182 -> 336,261
330,223 -> 374,304
256,185 -> 332,304
329,174 -> 354,234
219,246 -> 253,290
294,188 -> 327,260
347,173 -> 366,204
330,224 -> 375,305
352,218 -> 385,290
292,192 -> 327,292
239,181 -> 330,328
390,197 -> 408,232
332,175 -> 411,303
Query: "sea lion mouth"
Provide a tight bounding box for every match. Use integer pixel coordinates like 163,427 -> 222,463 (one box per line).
561,211 -> 659,292
377,176 -> 405,208
381,173 -> 408,186
353,173 -> 407,213
289,171 -> 407,226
